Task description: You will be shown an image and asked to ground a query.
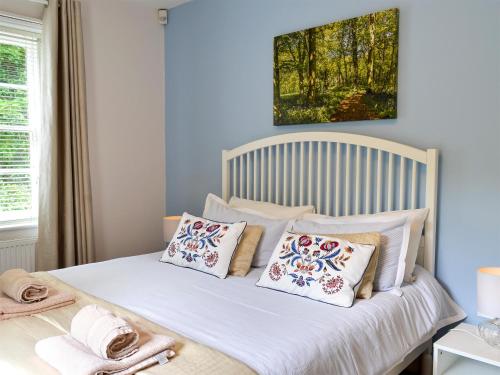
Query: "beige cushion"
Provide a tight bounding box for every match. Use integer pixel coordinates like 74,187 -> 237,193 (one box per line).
229,225 -> 263,276
326,232 -> 381,299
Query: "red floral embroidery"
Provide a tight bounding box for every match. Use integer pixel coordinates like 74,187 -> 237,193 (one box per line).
321,275 -> 344,294
206,224 -> 221,233
203,251 -> 219,268
192,221 -> 204,230
320,241 -> 339,251
167,243 -> 178,257
298,235 -> 312,247
269,262 -> 284,281
272,233 -> 354,294
173,219 -> 229,267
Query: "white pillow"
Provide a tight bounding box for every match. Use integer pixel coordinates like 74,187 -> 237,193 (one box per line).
256,231 -> 375,307
229,196 -> 315,219
160,212 -> 246,279
204,194 -> 290,267
290,217 -> 410,292
304,208 -> 429,282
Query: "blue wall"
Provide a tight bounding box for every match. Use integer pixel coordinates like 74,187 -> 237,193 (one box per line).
165,0 -> 500,323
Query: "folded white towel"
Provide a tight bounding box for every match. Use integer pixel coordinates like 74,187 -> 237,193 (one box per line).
35,329 -> 175,375
71,304 -> 139,360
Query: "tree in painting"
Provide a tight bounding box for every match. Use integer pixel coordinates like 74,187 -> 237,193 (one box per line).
274,9 -> 399,125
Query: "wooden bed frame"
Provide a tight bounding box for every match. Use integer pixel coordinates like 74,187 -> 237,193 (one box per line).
222,131 -> 439,374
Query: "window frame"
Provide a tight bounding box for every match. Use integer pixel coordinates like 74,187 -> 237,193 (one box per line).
0,14 -> 42,228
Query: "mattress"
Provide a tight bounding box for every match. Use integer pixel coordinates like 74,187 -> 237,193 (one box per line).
50,252 -> 465,375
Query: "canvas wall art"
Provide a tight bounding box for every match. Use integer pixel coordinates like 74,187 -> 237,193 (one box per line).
273,8 -> 399,125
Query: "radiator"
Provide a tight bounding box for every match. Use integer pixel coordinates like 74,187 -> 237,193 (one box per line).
0,238 -> 37,273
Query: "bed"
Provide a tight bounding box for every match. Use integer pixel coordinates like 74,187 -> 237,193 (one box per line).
2,132 -> 465,374
51,252 -> 465,375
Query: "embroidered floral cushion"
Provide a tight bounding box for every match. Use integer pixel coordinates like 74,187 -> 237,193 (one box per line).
256,231 -> 375,307
289,217 -> 409,292
160,212 -> 246,278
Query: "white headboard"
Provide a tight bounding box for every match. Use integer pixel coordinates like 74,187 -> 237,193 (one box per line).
222,132 -> 439,275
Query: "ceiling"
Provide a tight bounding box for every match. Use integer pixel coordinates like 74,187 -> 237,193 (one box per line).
0,0 -> 191,21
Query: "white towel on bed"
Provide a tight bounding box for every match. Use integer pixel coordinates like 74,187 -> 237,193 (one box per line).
71,304 -> 139,360
35,329 -> 175,375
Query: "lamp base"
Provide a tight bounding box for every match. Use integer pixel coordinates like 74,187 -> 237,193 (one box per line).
478,318 -> 500,349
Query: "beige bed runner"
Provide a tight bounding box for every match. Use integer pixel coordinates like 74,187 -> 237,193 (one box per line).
0,272 -> 256,375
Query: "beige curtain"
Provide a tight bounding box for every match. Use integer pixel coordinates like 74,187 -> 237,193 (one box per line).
37,0 -> 95,271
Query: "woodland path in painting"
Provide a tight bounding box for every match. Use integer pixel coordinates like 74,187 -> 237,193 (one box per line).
329,91 -> 378,122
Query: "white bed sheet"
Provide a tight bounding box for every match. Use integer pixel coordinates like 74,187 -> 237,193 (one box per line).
50,252 -> 465,375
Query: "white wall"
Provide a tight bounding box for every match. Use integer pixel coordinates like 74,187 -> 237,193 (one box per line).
0,0 -> 186,262
80,0 -> 169,260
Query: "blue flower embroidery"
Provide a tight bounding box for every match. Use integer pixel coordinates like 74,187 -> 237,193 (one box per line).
276,234 -> 353,293
171,219 -> 228,267
290,274 -> 315,287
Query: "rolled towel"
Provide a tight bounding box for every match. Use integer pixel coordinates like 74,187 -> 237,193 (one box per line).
35,328 -> 176,375
71,304 -> 140,360
0,268 -> 48,303
0,288 -> 75,320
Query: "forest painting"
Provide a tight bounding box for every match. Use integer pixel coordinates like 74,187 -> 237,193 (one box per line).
273,9 -> 399,125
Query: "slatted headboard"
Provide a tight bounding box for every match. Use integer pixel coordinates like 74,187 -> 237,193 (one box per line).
222,132 -> 439,274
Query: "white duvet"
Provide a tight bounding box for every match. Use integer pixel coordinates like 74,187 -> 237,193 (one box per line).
50,252 -> 465,375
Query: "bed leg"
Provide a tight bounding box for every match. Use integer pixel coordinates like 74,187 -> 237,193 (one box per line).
420,343 -> 433,375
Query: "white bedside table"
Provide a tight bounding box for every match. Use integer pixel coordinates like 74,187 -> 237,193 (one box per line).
433,323 -> 500,374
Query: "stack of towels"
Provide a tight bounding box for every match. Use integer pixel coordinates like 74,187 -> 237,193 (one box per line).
0,268 -> 75,320
36,304 -> 176,375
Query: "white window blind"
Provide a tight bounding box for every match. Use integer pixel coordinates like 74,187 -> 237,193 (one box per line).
0,21 -> 41,224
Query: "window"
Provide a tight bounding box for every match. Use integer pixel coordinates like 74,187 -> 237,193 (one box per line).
0,20 -> 41,225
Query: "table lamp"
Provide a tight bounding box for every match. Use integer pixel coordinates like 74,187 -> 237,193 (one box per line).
477,267 -> 500,348
163,216 -> 181,243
